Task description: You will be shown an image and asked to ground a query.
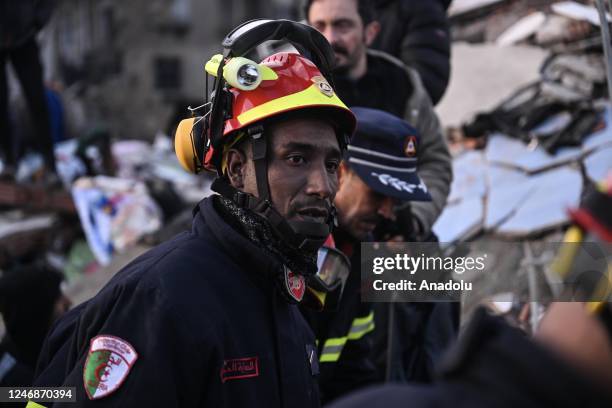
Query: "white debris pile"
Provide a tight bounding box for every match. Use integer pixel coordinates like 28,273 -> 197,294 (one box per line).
450,1 -> 603,46
71,176 -> 163,266
436,0 -> 612,244
433,107 -> 612,242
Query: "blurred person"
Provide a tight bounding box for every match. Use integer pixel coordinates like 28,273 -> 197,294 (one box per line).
370,0 -> 452,105
34,20 -> 356,407
0,0 -> 57,179
306,0 -> 457,385
327,174 -> 612,408
327,303 -> 612,408
301,107 -> 433,404
305,0 -> 452,241
45,81 -> 66,145
0,264 -> 70,387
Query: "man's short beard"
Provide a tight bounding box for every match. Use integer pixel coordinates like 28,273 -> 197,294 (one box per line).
332,40 -> 366,78
332,51 -> 361,77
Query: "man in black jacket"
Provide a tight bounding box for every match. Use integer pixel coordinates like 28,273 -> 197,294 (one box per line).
306,0 -> 457,387
0,0 -> 57,177
301,108 -> 432,404
371,0 -> 451,106
328,177 -> 612,408
33,23 -> 357,407
304,0 -> 451,106
305,0 -> 452,241
328,304 -> 612,408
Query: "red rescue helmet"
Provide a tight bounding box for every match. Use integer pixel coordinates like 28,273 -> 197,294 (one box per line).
175,52 -> 356,174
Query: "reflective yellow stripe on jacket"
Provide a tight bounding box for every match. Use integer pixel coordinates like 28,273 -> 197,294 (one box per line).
319,311 -> 375,363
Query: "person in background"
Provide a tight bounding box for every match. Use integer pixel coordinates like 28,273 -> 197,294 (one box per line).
0,0 -> 57,180
328,303 -> 612,408
306,0 -> 458,385
305,0 -> 452,241
301,107 -> 433,404
0,263 -> 70,387
328,176 -> 612,408
371,0 -> 452,106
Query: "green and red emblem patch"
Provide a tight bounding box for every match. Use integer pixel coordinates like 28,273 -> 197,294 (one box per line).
83,335 -> 138,400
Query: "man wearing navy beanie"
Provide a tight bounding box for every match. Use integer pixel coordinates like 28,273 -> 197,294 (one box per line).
302,107 -> 455,404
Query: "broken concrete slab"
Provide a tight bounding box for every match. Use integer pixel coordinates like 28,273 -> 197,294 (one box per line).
449,0 -> 507,18
551,1 -> 611,26
483,107 -> 612,174
484,166 -> 533,230
436,43 -> 549,127
495,166 -> 582,237
583,144 -> 612,182
496,11 -> 547,46
448,150 -> 488,204
433,196 -> 484,243
485,133 -> 584,173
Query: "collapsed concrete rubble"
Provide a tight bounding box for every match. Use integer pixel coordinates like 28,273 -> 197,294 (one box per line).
0,130 -> 212,308
436,0 -> 612,325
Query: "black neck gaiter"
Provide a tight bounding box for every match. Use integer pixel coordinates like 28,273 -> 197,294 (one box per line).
215,196 -> 318,277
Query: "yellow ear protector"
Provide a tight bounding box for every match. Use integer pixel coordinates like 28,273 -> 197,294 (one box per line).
174,95 -> 209,175
174,120 -> 197,174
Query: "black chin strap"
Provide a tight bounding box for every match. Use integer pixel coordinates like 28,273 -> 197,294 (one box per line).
212,124 -> 336,252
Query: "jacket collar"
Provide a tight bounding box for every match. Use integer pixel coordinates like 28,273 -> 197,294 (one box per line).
193,195 -> 283,286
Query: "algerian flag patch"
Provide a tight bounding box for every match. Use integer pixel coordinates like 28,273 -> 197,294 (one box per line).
83,335 -> 138,400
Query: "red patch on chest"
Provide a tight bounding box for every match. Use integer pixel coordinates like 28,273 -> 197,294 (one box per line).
220,357 -> 259,383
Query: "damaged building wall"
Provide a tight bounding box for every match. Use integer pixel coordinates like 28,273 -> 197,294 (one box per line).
39,0 -> 299,141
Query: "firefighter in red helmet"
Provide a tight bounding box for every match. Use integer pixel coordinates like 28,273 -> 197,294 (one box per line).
34,20 -> 355,408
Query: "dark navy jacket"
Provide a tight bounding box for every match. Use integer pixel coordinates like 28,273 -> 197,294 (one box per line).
301,233 -> 377,405
34,196 -> 320,407
328,308 -> 612,408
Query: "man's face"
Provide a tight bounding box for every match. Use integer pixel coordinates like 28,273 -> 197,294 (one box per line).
334,166 -> 396,240
308,0 -> 367,76
239,117 -> 342,225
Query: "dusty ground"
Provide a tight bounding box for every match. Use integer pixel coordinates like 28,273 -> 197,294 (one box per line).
63,245 -> 151,306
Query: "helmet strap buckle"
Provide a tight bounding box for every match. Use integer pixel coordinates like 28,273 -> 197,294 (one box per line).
234,190 -> 249,208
